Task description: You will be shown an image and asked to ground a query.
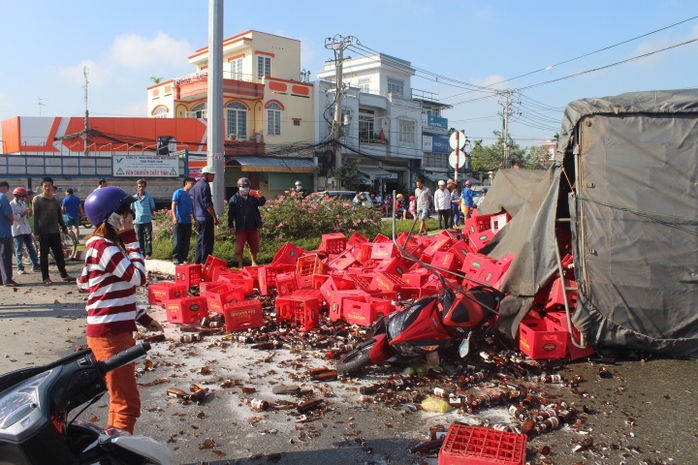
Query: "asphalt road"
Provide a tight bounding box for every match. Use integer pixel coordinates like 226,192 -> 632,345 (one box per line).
1,260 -> 697,465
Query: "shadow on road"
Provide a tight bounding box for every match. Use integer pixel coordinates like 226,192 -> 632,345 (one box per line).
0,301 -> 85,319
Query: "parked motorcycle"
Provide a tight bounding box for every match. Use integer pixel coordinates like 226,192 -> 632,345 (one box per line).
336,283 -> 503,374
0,342 -> 172,465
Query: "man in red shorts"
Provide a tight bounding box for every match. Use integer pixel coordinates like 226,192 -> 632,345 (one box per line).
227,177 -> 266,268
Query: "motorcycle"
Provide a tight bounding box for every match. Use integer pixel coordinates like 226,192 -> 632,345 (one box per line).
336,282 -> 504,374
0,342 -> 172,465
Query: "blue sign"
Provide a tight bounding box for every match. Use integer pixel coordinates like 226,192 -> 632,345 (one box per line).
432,137 -> 450,154
428,115 -> 448,130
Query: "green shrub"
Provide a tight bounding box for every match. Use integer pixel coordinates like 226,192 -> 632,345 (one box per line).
151,191 -> 395,265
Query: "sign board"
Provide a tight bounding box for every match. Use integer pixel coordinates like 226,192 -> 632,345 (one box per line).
113,156 -> 180,177
449,150 -> 465,169
432,137 -> 450,154
449,131 -> 466,150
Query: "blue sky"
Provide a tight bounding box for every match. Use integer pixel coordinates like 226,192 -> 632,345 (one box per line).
1,0 -> 697,146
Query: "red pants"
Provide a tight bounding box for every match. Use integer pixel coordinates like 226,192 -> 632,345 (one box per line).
87,332 -> 140,434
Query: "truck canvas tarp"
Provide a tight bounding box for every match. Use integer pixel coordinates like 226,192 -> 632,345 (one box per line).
479,89 -> 698,358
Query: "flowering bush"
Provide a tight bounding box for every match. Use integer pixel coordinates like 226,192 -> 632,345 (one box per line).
150,192 -> 384,264
259,191 -> 383,242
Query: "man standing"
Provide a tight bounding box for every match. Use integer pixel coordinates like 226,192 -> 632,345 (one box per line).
461,180 -> 475,221
433,180 -> 452,230
228,177 -> 266,268
171,177 -> 196,265
0,181 -> 18,287
414,178 -> 432,236
33,177 -> 74,285
97,178 -> 108,189
133,179 -> 156,259
10,187 -> 39,275
448,179 -> 461,228
62,188 -> 85,249
191,166 -> 219,264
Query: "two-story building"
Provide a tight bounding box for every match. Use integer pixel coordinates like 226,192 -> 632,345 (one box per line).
147,30 -> 318,198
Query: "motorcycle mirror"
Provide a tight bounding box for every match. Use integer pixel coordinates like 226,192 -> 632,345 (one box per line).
458,335 -> 471,358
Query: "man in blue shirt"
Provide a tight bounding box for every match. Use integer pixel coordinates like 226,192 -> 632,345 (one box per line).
190,166 -> 219,264
461,180 -> 474,220
133,179 -> 156,259
170,177 -> 196,265
0,181 -> 18,286
61,188 -> 84,252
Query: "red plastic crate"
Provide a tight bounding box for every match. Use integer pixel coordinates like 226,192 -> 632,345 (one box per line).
296,254 -> 327,276
490,212 -> 512,233
467,229 -> 495,253
545,311 -> 596,360
222,300 -> 264,332
201,255 -> 228,281
257,265 -> 294,296
274,271 -> 298,296
465,214 -> 494,235
148,282 -> 188,306
205,287 -> 246,313
325,289 -> 370,321
242,265 -> 263,289
370,272 -> 405,292
343,297 -> 394,326
356,242 -> 373,263
373,257 -> 408,275
275,291 -> 322,331
347,231 -> 369,247
544,277 -> 578,311
421,232 -> 454,258
272,242 -> 304,265
430,251 -> 458,272
461,253 -> 500,288
518,315 -> 568,359
174,264 -> 202,289
372,233 -> 391,243
319,233 -> 347,254
371,242 -> 398,260
165,297 -> 208,324
448,240 -> 470,264
438,424 -> 527,465
218,271 -> 254,296
401,268 -> 430,287
326,249 -> 358,271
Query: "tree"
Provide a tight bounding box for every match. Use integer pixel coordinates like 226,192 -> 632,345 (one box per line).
150,76 -> 163,84
337,159 -> 363,191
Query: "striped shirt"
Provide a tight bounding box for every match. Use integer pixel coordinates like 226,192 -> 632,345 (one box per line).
77,229 -> 152,337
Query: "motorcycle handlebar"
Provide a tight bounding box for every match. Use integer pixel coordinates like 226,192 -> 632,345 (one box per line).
98,342 -> 151,375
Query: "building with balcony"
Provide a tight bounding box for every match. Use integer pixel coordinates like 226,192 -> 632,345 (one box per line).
147,30 -> 318,197
315,52 -> 452,195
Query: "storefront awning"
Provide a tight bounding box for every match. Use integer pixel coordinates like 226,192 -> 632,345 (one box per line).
359,167 -> 397,180
229,157 -> 319,173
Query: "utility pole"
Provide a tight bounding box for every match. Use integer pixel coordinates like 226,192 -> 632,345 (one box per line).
207,0 -> 225,215
502,91 -> 510,169
83,66 -> 89,156
324,34 -> 358,190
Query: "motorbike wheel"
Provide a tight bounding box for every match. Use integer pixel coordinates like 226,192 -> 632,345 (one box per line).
336,339 -> 376,374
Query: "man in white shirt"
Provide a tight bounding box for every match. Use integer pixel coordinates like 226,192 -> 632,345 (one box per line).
433,180 -> 452,230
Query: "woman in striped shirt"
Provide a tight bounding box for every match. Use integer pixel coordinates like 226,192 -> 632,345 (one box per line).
79,186 -> 163,434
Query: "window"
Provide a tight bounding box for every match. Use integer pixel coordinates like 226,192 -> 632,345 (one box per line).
423,152 -> 449,169
257,56 -> 271,78
359,108 -> 375,142
266,102 -> 281,136
358,77 -> 371,92
226,102 -> 247,140
230,58 -> 243,80
387,77 -> 404,97
398,119 -> 415,144
153,107 -> 168,118
190,103 -> 207,119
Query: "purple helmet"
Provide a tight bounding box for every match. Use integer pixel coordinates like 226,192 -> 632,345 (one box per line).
84,186 -> 136,226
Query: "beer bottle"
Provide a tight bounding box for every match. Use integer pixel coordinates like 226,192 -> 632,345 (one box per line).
539,374 -> 563,383
242,398 -> 269,411
360,384 -> 382,395
297,399 -> 324,413
167,387 -> 189,400
535,416 -> 560,433
407,437 -> 444,454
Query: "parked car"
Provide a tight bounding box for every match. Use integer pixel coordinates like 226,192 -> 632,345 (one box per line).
310,191 -> 381,208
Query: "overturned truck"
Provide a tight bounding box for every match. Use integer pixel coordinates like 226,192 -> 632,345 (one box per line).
480,89 -> 698,358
